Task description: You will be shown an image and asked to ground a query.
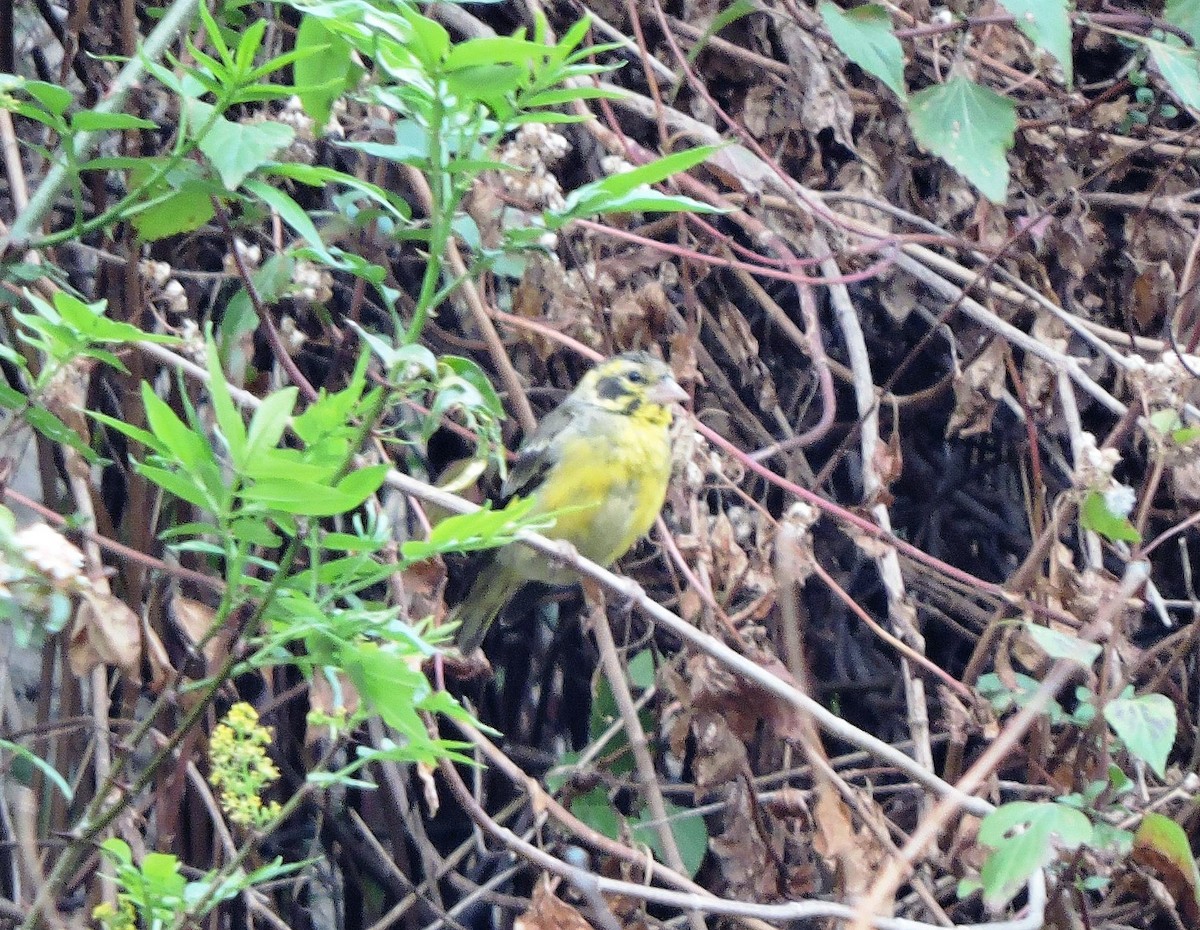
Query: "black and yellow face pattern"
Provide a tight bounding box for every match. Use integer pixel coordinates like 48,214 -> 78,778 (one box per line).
581,352 -> 687,423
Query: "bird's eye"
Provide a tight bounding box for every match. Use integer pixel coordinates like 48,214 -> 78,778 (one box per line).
626,370 -> 646,385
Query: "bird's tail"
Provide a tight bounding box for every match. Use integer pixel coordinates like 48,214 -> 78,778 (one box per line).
451,558 -> 520,652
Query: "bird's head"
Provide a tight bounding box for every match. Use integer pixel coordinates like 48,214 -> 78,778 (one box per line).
577,352 -> 688,425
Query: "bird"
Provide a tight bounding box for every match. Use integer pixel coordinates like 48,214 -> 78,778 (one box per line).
452,352 -> 688,652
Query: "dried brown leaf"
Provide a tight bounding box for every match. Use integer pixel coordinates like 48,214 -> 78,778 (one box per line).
946,338 -> 1006,439
514,880 -> 593,930
69,588 -> 141,677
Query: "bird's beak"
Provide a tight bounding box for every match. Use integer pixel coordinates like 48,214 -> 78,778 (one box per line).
648,378 -> 688,406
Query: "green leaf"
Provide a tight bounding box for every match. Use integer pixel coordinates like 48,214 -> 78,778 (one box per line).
243,178 -> 336,266
569,787 -> 622,840
72,110 -> 159,132
333,464 -> 389,507
48,291 -> 179,345
344,640 -> 428,737
240,479 -> 357,516
1134,812 -> 1200,912
0,739 -> 73,800
908,77 -> 1015,203
403,498 -> 551,561
1104,693 -> 1177,778
23,81 -> 72,117
137,464 -> 217,510
141,383 -> 211,472
242,387 -> 297,471
204,335 -> 248,465
1167,0 -> 1200,46
978,802 -> 1092,908
187,100 -> 295,190
1080,490 -> 1140,543
1147,36 -> 1200,111
89,410 -> 167,455
124,158 -> 224,241
819,2 -> 906,99
23,407 -> 102,464
294,15 -> 363,129
631,801 -> 708,878
1023,623 -> 1102,667
996,0 -> 1072,85
558,146 -> 719,217
627,649 -> 656,690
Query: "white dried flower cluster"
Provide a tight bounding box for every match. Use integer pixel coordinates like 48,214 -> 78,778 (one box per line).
140,260 -> 188,313
11,523 -> 85,590
223,239 -> 262,276
275,97 -> 317,164
279,316 -> 308,353
178,319 -> 206,362
1125,351 -> 1200,410
292,260 -> 332,305
140,259 -> 172,287
498,124 -> 571,209
159,280 -> 185,313
562,260 -> 617,300
1072,431 -> 1121,489
600,154 -> 634,175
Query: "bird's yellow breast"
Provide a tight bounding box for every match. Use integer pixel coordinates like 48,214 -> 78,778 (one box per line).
529,413 -> 672,571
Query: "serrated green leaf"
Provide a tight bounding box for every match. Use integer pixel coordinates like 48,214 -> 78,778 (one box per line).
908,77 -> 1016,203
1104,693 -> 1177,778
996,0 -> 1072,85
819,2 -> 906,99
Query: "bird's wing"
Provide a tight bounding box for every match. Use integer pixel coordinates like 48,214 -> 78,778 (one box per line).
500,399 -> 585,501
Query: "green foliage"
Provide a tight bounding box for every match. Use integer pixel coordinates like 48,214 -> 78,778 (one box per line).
1167,0 -> 1200,44
908,77 -> 1016,204
997,0 -> 1073,85
818,3 -> 906,100
96,838 -> 301,930
974,659 -> 1178,907
1134,813 -> 1200,911
547,146 -> 724,229
1103,690 -> 1177,779
1022,622 -> 1102,668
1080,490 -> 1140,543
976,801 -> 1094,908
813,0 -> 1200,201
560,650 -> 709,878
1148,409 -> 1200,444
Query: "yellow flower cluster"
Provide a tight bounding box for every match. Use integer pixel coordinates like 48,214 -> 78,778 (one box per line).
208,703 -> 283,829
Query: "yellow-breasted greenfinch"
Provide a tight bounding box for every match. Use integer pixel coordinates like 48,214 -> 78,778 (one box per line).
453,352 -> 687,651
